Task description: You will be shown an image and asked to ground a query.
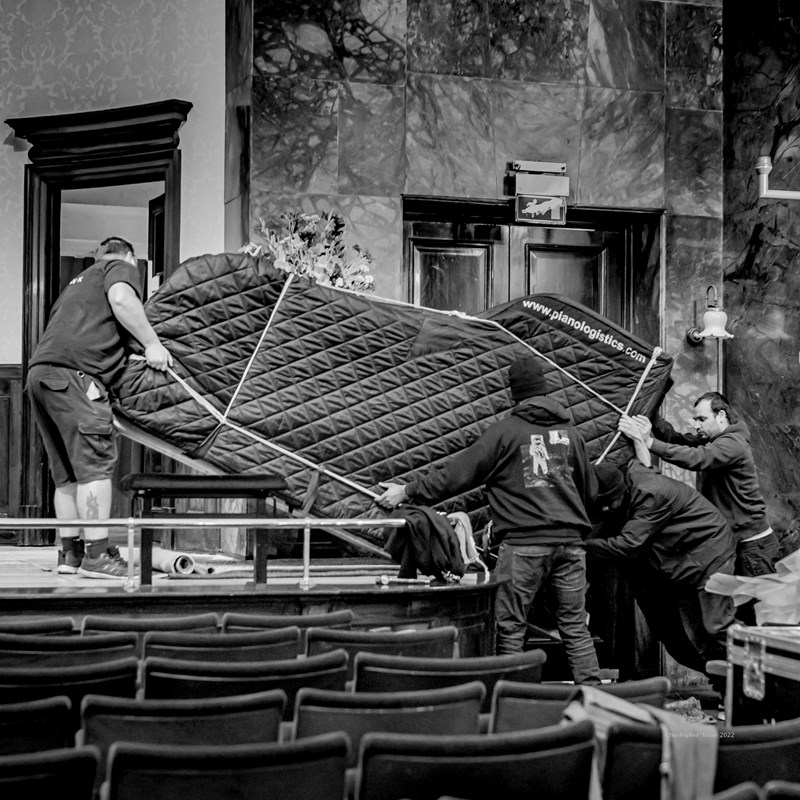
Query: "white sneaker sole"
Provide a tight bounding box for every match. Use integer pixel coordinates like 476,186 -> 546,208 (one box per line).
56,564 -> 80,574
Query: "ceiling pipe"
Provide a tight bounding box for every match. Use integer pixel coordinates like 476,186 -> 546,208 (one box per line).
755,156 -> 800,201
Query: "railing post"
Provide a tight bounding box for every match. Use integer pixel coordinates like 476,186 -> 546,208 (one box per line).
123,518 -> 140,593
299,522 -> 315,590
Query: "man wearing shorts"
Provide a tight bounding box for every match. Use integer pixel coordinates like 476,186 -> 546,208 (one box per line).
26,236 -> 171,579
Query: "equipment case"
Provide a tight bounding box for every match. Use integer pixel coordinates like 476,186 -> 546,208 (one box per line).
725,623 -> 800,725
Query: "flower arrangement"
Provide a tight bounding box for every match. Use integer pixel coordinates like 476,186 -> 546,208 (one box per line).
256,211 -> 375,293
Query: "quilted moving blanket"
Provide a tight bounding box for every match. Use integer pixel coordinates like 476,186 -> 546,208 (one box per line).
113,252 -> 673,546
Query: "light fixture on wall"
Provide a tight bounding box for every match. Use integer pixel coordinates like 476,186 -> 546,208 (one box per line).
755,156 -> 800,201
686,286 -> 734,345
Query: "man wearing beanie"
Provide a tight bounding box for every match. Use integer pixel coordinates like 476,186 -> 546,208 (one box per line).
589,450 -> 737,674
376,355 -> 601,685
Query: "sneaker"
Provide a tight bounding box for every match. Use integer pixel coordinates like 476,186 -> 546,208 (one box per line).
106,545 -> 128,569
56,540 -> 86,574
78,552 -> 128,580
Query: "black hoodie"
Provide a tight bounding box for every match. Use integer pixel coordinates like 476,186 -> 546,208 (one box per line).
405,397 -> 597,546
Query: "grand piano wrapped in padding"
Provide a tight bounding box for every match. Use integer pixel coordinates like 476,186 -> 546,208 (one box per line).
112,252 -> 673,551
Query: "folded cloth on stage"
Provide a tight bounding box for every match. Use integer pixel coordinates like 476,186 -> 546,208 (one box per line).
384,505 -> 465,583
705,548 -> 800,624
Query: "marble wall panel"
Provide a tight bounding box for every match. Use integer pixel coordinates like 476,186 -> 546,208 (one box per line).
248,191 -> 403,300
490,82 -> 584,201
662,213 -> 722,427
723,0 -> 800,535
578,88 -> 665,208
224,194 -> 250,251
407,0 -> 489,77
586,0 -> 664,92
338,82 -> 405,197
251,75 -> 339,194
405,73 -> 496,198
665,2 -> 722,111
225,78 -> 251,204
253,0 -> 406,84
665,108 -> 722,218
487,0 -> 590,83
226,0 -> 252,92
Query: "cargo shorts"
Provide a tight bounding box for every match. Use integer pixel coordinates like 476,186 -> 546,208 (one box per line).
26,364 -> 117,486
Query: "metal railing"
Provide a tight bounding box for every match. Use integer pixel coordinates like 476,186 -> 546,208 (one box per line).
0,516 -> 405,593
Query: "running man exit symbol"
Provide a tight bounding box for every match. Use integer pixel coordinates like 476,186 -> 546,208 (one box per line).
515,194 -> 567,225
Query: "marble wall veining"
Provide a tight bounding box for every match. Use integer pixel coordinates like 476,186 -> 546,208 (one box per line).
235,0 -> 800,552
723,0 -> 800,540
238,0 -> 725,331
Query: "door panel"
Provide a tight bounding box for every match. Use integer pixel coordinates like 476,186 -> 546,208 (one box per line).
510,225 -> 626,326
526,249 -> 599,308
412,243 -> 490,314
404,221 -> 508,313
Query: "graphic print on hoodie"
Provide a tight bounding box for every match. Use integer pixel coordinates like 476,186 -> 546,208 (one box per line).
521,430 -> 571,487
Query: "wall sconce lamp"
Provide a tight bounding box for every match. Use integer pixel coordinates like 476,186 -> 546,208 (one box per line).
686,286 -> 734,345
755,156 -> 800,201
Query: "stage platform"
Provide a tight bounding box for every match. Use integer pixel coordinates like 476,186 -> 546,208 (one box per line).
0,545 -> 498,657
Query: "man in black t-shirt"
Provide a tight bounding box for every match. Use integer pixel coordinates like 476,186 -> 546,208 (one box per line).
27,236 -> 171,579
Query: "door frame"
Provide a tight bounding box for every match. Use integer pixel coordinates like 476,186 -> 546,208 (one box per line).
5,99 -> 191,517
403,195 -> 662,342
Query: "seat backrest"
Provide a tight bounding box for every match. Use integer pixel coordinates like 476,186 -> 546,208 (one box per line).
0,658 -> 139,732
80,689 -> 286,788
81,613 -> 220,634
353,649 -> 547,712
604,716 -> 800,800
106,733 -> 349,800
715,717 -> 800,790
0,631 -> 138,667
0,617 -> 76,635
0,745 -> 99,800
357,718 -> 595,800
489,680 -> 578,732
0,695 -> 73,754
81,614 -> 220,658
490,676 -> 670,733
306,627 -> 458,680
220,611 -> 354,651
293,681 -> 485,767
602,677 -> 670,709
141,650 -> 349,719
763,780 -> 800,799
710,783 -> 764,800
142,628 -> 301,662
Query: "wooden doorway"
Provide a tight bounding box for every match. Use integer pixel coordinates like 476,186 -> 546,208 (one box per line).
5,100 -> 191,524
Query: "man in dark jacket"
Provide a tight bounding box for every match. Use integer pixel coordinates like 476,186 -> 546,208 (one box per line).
589,458 -> 737,672
619,392 -> 779,579
375,356 -> 601,684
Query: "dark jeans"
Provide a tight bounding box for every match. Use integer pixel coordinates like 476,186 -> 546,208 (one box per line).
494,543 -> 601,684
736,533 -> 780,625
628,559 -> 736,673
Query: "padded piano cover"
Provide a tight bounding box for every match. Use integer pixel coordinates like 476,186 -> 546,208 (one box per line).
113,252 -> 673,544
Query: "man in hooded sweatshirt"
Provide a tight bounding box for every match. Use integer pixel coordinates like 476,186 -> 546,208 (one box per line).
375,356 -> 601,685
619,392 -> 779,581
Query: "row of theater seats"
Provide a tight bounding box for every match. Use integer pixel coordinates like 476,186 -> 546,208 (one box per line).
3,687 -> 800,800
1,613 -> 800,800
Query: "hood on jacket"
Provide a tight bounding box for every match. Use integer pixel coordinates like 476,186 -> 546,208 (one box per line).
511,396 -> 571,426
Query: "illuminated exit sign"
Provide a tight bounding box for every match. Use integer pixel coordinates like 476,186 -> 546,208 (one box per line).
515,194 -> 567,225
